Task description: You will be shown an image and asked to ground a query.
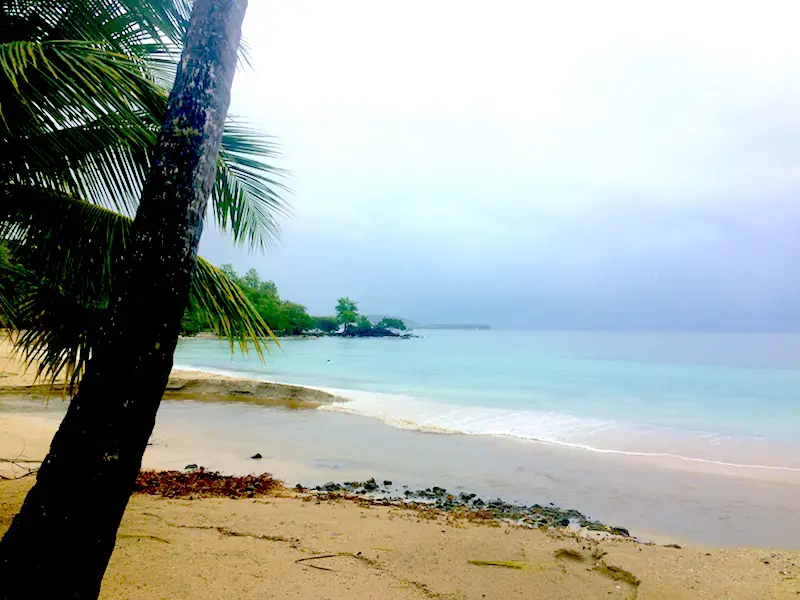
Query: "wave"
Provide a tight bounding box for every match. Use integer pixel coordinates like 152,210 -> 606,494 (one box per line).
318,392 -> 800,473
171,363 -> 800,473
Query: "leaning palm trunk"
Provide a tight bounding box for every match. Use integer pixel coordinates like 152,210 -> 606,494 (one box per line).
0,1 -> 247,597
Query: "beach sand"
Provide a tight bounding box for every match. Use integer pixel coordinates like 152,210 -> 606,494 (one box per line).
2,477 -> 799,599
2,338 -> 800,598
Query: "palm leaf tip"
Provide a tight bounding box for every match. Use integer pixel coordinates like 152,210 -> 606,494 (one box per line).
213,122 -> 291,250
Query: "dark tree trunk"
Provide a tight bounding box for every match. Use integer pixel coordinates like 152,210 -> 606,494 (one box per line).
0,1 -> 247,598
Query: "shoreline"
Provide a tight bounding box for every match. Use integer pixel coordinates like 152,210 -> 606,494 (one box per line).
8,359 -> 797,478
3,343 -> 799,485
3,340 -> 800,551
173,364 -> 800,480
4,393 -> 800,549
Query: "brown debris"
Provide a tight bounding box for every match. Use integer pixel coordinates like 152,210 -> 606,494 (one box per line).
134,469 -> 283,499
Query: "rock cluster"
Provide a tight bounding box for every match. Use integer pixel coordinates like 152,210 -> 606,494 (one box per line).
310,478 -> 629,536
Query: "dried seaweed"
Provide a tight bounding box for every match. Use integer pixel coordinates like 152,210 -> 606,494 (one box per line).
134,469 -> 282,499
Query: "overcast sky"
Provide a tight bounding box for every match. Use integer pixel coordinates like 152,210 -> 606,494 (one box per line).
199,0 -> 800,330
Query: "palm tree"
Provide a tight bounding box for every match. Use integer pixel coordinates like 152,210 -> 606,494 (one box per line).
0,0 -> 286,391
0,0 -> 250,595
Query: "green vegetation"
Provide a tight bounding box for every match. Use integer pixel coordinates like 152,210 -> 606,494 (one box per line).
376,317 -> 407,331
335,297 -> 359,334
183,266 -> 313,336
312,316 -> 339,333
183,285 -> 410,338
0,0 -> 286,390
333,297 -> 409,337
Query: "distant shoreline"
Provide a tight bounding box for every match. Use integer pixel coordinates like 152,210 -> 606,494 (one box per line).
184,331 -> 418,341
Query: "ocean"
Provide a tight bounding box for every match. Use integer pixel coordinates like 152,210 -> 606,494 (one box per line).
173,330 -> 800,471
6,330 -> 795,547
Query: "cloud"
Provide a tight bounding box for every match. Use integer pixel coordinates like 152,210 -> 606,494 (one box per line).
199,0 -> 800,330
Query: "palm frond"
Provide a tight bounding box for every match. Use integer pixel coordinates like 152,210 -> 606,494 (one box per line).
7,113 -> 156,217
192,258 -> 277,359
0,0 -> 285,388
11,280 -> 97,393
1,42 -> 289,230
1,187 -> 129,302
1,187 -> 275,390
0,39 -> 163,132
0,0 -> 188,54
214,123 -> 291,249
2,2 -> 286,237
0,39 -> 165,211
0,263 -> 21,328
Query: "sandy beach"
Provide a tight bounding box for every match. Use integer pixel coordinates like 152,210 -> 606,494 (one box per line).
2,339 -> 800,598
2,476 -> 799,599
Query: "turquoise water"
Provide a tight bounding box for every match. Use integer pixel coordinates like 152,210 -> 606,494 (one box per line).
174,331 -> 800,469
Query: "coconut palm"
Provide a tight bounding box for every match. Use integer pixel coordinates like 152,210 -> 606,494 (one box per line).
1,1 -> 252,595
0,0 -> 286,390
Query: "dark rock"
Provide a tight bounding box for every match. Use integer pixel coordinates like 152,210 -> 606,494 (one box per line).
185,464 -> 199,470
322,481 -> 342,492
250,453 -> 263,460
556,518 -> 570,527
383,480 -> 392,487
364,478 -> 379,491
609,526 -> 630,537
664,543 -> 682,549
295,484 -> 305,491
458,492 -> 477,503
431,486 -> 447,497
472,498 -> 485,508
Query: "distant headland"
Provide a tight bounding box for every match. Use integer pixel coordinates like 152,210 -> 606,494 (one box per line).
421,324 -> 491,330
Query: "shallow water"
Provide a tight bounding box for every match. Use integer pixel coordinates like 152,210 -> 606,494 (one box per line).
174,331 -> 800,470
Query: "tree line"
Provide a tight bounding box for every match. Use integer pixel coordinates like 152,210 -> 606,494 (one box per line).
181,267 -> 407,337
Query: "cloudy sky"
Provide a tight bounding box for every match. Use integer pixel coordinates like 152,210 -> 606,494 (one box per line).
199,0 -> 800,330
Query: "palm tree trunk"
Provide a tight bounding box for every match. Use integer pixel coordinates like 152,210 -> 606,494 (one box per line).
0,1 -> 247,598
